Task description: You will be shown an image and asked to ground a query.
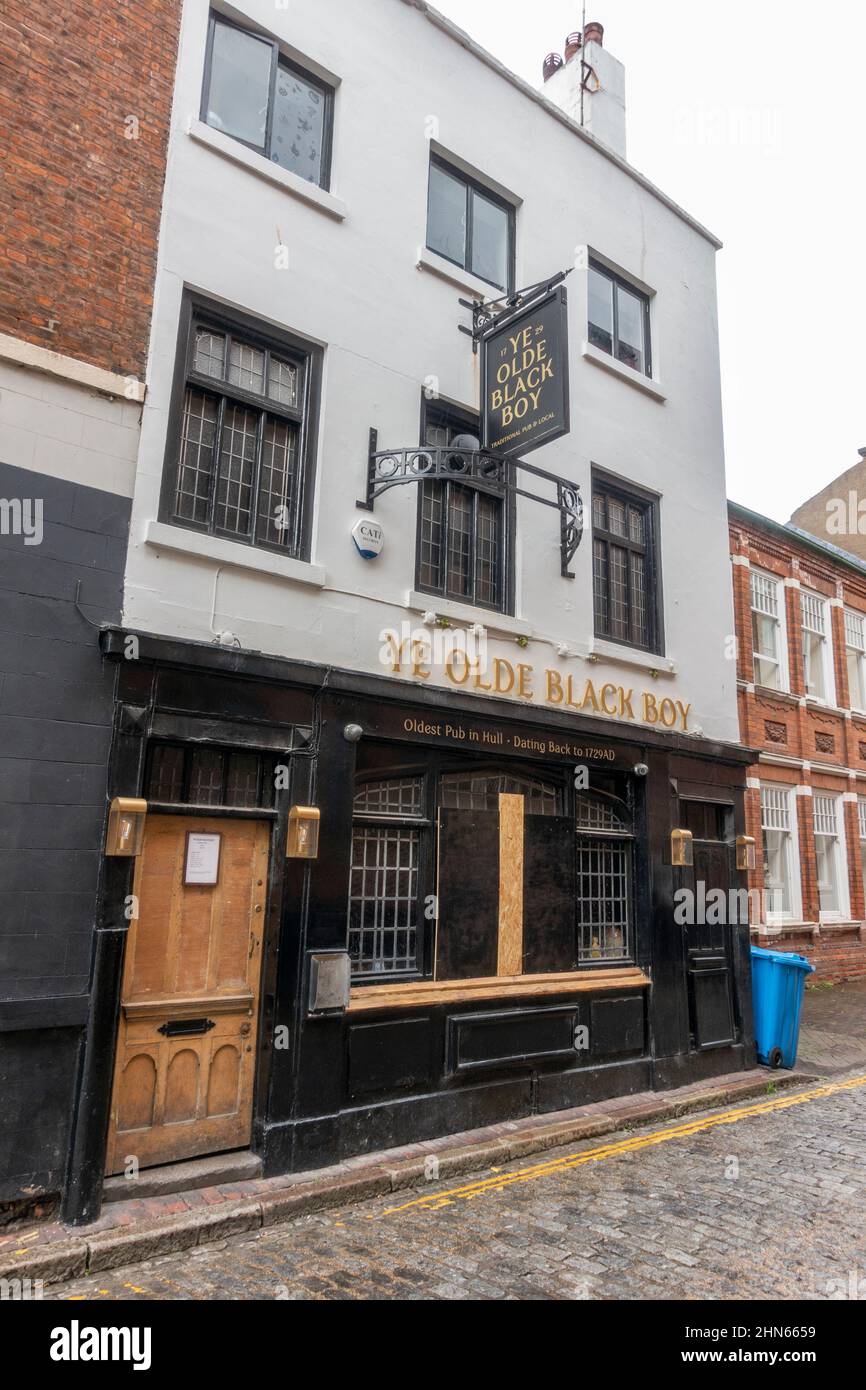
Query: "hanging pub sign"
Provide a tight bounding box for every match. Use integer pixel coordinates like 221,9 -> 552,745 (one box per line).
481,285 -> 570,458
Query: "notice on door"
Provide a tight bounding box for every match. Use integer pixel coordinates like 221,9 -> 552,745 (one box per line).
184,831 -> 222,886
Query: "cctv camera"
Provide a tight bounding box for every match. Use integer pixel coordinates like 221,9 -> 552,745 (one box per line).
343,724 -> 364,743
634,762 -> 649,778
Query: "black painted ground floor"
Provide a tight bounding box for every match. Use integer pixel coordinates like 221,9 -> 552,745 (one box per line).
2,625 -> 757,1225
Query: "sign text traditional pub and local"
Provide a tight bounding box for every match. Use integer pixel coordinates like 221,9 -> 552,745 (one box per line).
482,285 -> 570,457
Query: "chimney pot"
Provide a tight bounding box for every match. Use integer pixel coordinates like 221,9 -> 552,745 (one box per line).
584,21 -> 604,46
543,51 -> 564,82
564,32 -> 583,62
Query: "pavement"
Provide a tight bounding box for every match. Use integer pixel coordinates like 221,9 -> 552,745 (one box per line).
44,1070 -> 866,1301
799,977 -> 866,1075
2,975 -> 864,1300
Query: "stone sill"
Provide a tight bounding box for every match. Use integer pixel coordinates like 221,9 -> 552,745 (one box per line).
145,520 -> 326,588
188,118 -> 348,221
588,638 -> 675,677
405,591 -> 532,640
416,245 -> 500,300
581,340 -> 667,402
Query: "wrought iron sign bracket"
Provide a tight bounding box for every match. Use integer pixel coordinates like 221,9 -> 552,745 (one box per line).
458,267 -> 573,354
357,428 -> 583,578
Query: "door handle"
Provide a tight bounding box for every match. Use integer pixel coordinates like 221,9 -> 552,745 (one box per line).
157,1018 -> 216,1038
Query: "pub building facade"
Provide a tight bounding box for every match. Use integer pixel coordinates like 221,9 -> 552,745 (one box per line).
63,0 -> 755,1222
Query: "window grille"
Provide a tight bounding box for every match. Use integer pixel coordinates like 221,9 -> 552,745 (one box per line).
575,791 -> 629,832
813,794 -> 838,837
576,838 -> 630,962
348,825 -> 419,976
750,571 -> 779,618
760,785 -> 791,832
353,778 -> 424,818
574,791 -> 632,962
800,591 -> 826,634
845,610 -> 865,651
439,771 -> 559,816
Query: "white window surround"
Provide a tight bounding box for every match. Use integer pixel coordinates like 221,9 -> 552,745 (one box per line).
145,519 -> 327,587
581,340 -> 667,402
760,783 -> 802,923
750,568 -> 789,693
844,608 -> 866,713
800,588 -> 836,707
812,792 -> 850,923
587,637 -> 676,677
187,118 -> 348,221
405,590 -> 531,640
415,246 -> 498,300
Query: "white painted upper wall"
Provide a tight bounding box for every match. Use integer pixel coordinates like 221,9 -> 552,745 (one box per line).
124,0 -> 739,744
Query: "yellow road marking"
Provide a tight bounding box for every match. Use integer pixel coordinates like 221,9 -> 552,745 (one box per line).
383,1072 -> 866,1216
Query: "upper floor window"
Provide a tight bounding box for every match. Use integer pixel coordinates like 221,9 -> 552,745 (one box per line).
592,476 -> 661,652
161,296 -> 321,558
800,590 -> 834,704
203,12 -> 333,188
417,401 -> 508,612
760,784 -> 799,920
426,156 -> 515,293
588,260 -> 652,377
845,609 -> 866,710
750,570 -> 788,691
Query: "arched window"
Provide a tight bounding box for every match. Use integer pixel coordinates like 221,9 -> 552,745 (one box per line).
440,770 -> 559,816
575,790 -> 634,963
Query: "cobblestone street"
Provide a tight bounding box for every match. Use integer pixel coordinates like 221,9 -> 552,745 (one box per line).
50,1073 -> 866,1302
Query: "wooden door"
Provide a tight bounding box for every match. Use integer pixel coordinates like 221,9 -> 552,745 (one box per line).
105,816 -> 269,1175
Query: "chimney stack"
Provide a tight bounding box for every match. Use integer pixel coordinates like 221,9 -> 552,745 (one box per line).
543,52 -> 564,82
540,19 -> 627,160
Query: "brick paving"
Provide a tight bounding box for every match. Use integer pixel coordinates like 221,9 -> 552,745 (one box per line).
48,1073 -> 866,1301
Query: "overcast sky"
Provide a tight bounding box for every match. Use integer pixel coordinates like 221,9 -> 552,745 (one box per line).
433,0 -> 866,522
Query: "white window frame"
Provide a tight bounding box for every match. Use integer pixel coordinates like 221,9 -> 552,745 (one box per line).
750,569 -> 788,692
812,793 -> 850,923
800,589 -> 835,706
844,608 -> 866,713
760,784 -> 801,922
858,798 -> 866,903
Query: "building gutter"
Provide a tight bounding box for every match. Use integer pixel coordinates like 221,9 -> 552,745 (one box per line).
729,500 -> 866,582
400,0 -> 723,251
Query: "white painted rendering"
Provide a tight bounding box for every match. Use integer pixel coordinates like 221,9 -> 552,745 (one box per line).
0,359 -> 141,498
121,0 -> 740,745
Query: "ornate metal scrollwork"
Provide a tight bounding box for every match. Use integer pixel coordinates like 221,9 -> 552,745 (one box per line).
358,429 -> 583,579
558,482 -> 584,578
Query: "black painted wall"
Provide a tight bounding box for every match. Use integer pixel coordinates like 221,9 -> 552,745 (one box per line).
0,461 -> 130,1203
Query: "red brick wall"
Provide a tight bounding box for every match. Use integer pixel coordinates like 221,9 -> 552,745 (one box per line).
0,1 -> 182,378
731,511 -> 866,983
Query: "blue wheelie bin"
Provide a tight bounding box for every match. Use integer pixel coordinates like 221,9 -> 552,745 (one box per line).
750,945 -> 815,1068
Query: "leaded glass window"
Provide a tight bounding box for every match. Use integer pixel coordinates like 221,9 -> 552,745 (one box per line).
166,301 -> 317,558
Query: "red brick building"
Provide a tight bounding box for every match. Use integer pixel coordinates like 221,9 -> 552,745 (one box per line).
730,502 -> 866,981
0,1 -> 181,1217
